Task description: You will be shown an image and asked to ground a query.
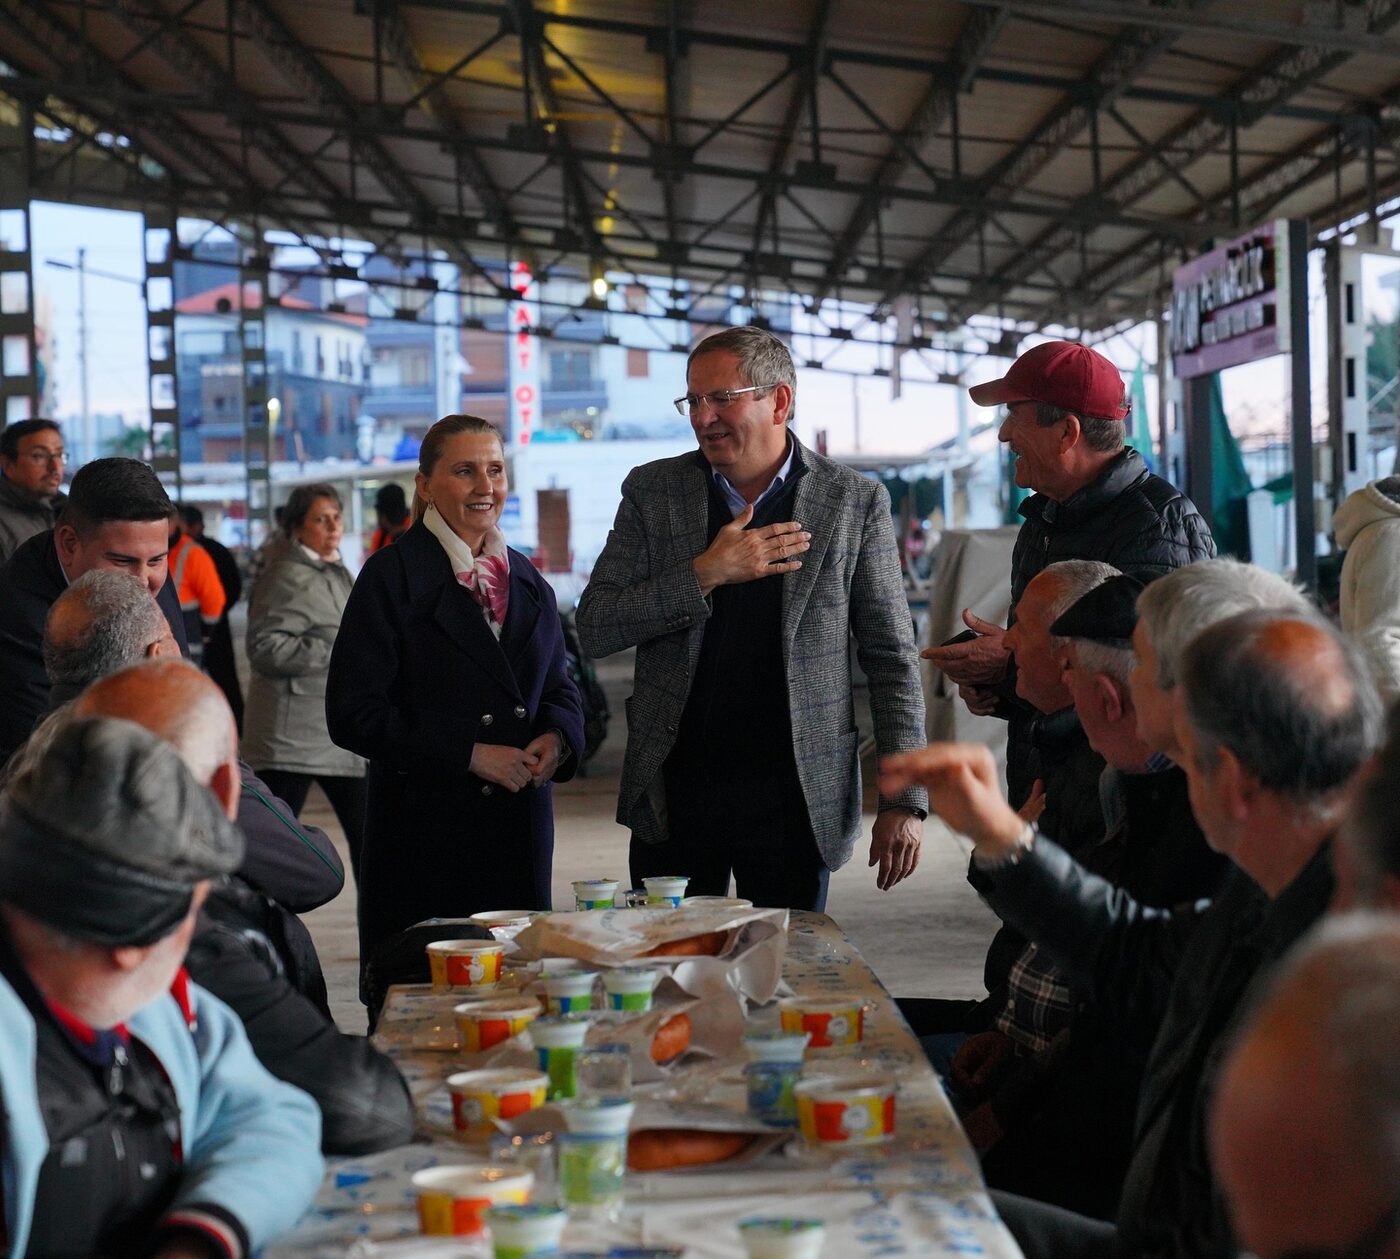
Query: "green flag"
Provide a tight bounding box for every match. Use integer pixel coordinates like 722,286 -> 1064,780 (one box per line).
1126,362 -> 1155,470
1209,373 -> 1254,559
1004,448 -> 1030,524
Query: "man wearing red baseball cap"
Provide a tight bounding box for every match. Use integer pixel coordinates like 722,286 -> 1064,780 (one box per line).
925,339 -> 1214,812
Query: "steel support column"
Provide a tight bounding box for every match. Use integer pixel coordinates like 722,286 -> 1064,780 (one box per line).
1287,220 -> 1317,591
1324,243 -> 1369,509
240,237 -> 272,548
144,206 -> 182,494
0,100 -> 39,427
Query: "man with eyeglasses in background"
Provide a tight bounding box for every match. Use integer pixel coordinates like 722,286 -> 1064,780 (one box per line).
577,326 -> 927,910
0,419 -> 67,563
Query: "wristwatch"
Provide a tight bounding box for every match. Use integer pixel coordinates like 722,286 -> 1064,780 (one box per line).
884,804 -> 928,820
972,822 -> 1038,871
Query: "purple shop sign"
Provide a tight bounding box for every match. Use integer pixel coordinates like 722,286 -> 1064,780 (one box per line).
1169,219 -> 1293,380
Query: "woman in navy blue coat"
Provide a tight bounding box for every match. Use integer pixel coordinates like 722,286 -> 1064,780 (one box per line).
327,416 -> 584,974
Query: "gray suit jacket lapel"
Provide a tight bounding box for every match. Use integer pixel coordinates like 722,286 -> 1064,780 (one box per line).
667,458 -> 713,682
666,457 -> 711,564
783,453 -> 836,653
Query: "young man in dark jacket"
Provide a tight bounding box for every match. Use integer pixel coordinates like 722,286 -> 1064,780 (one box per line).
925,341 -> 1215,810
0,457 -> 189,763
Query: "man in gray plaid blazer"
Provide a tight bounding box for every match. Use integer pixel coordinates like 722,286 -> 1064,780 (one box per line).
577,327 -> 928,910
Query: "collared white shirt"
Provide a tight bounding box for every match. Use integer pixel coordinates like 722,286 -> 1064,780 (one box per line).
710,433 -> 796,519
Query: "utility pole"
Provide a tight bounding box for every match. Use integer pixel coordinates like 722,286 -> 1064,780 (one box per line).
77,247 -> 91,464
851,373 -> 862,453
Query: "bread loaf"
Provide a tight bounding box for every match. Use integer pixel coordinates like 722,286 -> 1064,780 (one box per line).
627,1128 -> 754,1171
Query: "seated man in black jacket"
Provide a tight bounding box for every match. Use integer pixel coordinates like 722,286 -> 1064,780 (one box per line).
74,660 -> 414,1156
905,560 -> 1116,1054
884,610 -> 1383,1259
0,457 -> 190,764
962,575 -> 1229,1217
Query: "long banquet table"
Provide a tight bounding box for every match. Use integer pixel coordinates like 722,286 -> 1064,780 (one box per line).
269,911 -> 1025,1258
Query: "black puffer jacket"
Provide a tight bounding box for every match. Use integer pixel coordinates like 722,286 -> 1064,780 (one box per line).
971,706 -> 1107,994
1005,450 -> 1215,806
981,837 -> 1332,1258
188,878 -> 416,1156
1010,449 -> 1215,606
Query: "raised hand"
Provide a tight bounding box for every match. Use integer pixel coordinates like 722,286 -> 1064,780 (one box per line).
879,743 -> 1026,858
692,504 -> 811,597
922,608 -> 1011,688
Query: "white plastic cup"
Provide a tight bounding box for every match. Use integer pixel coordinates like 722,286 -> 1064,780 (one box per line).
540,969 -> 596,1015
576,1043 -> 632,1099
738,1217 -> 827,1259
530,1015 -> 591,1099
642,875 -> 690,907
744,1032 -> 810,1128
572,879 -> 619,910
485,1202 -> 567,1258
560,1095 -> 634,1136
558,1097 -> 634,1221
601,966 -> 660,1013
744,1031 -> 811,1064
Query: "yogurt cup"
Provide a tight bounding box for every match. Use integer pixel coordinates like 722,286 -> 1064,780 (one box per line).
540,969 -> 596,1014
448,1068 -> 549,1141
744,1031 -> 811,1064
601,966 -> 660,1013
558,1097 -> 633,1220
572,879 -> 619,910
778,995 -> 866,1049
559,1094 -> 634,1135
539,956 -> 586,977
412,1164 -> 533,1236
428,940 -> 506,989
738,1217 -> 827,1259
642,875 -> 690,907
744,1032 -> 810,1128
485,1202 -> 567,1257
680,895 -> 754,910
455,998 -> 541,1054
469,910 -> 539,942
793,1075 -> 896,1145
530,1014 -> 592,1099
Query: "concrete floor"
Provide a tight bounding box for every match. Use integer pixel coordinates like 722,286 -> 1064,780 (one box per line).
296,648 -> 1001,1031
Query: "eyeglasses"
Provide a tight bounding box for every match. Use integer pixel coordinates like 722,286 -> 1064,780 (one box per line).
1240,1200 -> 1400,1259
18,450 -> 65,466
672,384 -> 778,417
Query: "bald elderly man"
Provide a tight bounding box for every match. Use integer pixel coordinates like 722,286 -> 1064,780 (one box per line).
75,661 -> 414,1156
1212,913 -> 1400,1259
884,610 -> 1383,1258
0,718 -> 321,1256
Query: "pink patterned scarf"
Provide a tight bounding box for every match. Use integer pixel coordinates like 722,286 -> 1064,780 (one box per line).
422,503 -> 511,636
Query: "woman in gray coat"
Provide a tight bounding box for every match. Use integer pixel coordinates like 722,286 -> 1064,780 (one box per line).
244,483 -> 367,878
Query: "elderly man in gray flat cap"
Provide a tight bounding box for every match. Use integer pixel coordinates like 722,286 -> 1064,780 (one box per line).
0,717 -> 322,1259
